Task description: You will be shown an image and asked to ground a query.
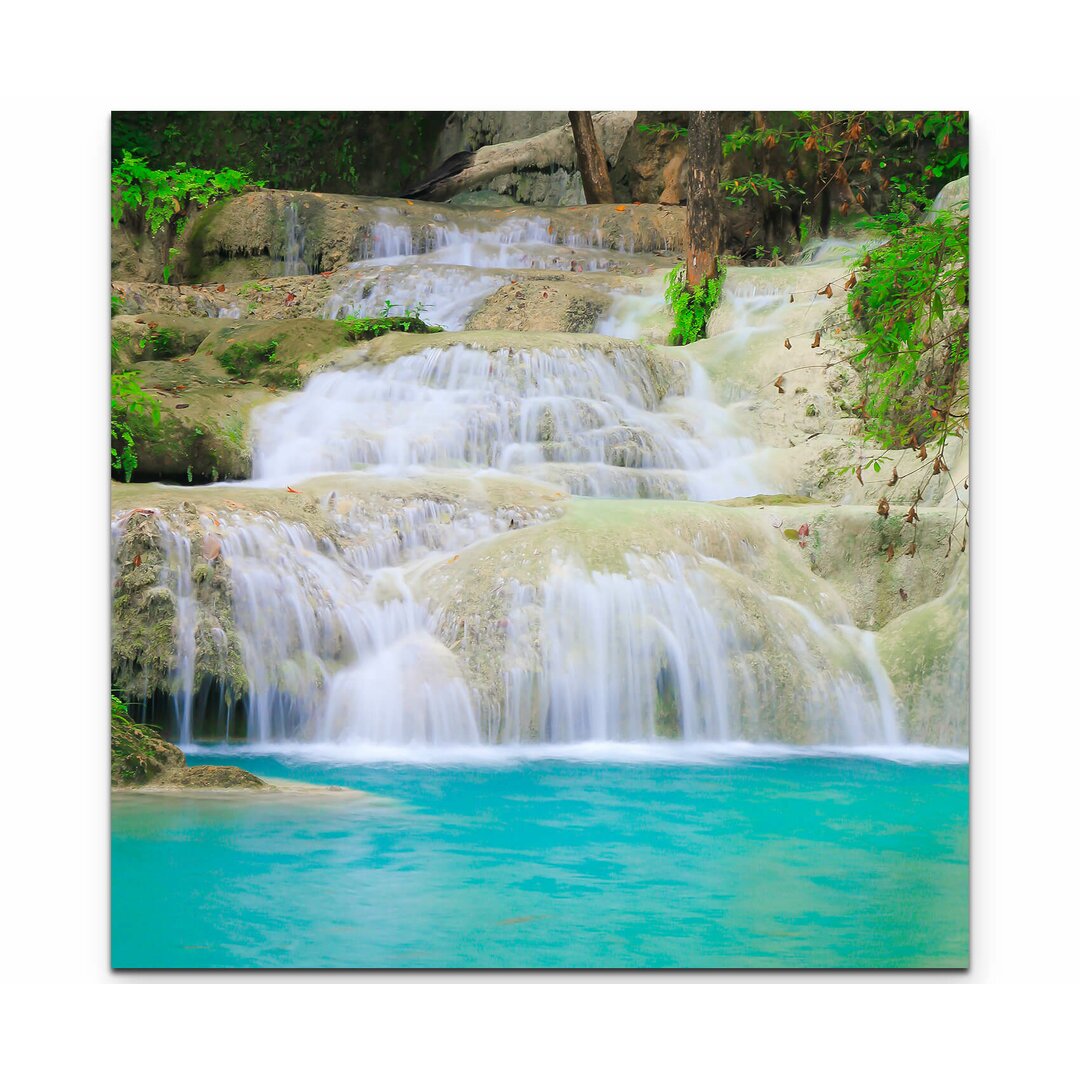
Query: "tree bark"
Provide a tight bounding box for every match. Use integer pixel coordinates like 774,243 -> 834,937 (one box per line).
685,111 -> 727,287
568,111 -> 615,203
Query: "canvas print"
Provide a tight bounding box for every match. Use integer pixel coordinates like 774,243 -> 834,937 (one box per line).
110,111 -> 969,969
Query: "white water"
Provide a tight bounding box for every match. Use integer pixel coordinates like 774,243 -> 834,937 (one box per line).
253,343 -> 762,500
115,206 -> 925,752
321,213 -> 670,330
496,553 -> 898,746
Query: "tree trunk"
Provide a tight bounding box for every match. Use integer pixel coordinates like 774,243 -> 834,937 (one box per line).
685,111 -> 727,287
568,111 -> 615,203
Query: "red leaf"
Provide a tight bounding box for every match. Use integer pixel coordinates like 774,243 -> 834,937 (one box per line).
287,486 -> 300,494
216,284 -> 226,292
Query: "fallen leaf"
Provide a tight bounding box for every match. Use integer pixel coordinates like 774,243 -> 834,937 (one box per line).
899,587 -> 908,601
855,464 -> 863,485
175,403 -> 190,409
201,534 -> 222,561
285,292 -> 297,305
862,254 -> 872,270
614,205 -> 626,212
216,284 -> 226,292
811,331 -> 821,348
133,554 -> 142,568
774,375 -> 785,394
789,293 -> 795,303
784,338 -> 792,350
885,544 -> 895,562
845,273 -> 857,290
287,486 -> 300,494
887,466 -> 899,487
905,506 -> 919,524
877,497 -> 890,517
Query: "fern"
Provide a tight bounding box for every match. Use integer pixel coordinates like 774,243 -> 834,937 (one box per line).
664,261 -> 725,345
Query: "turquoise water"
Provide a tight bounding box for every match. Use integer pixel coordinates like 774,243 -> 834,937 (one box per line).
111,749 -> 968,969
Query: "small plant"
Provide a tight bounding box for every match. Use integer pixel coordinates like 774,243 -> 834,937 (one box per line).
112,371 -> 160,482
337,305 -> 442,343
664,260 -> 726,345
111,294 -> 124,316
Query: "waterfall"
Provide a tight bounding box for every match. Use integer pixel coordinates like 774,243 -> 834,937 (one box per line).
111,204 -> 946,752
253,342 -> 763,500
497,554 -> 898,745
283,202 -> 306,276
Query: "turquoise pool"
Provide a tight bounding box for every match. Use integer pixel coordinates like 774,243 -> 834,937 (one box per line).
111,748 -> 968,968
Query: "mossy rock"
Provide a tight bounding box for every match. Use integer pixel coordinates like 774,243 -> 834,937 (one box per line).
195,318 -> 348,389
170,765 -> 267,789
111,712 -> 185,786
121,396 -> 256,484
112,314 -> 214,369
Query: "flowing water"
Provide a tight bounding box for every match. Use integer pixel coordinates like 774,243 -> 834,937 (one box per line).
119,213 -> 961,753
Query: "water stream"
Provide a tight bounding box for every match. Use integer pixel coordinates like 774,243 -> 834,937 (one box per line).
117,210 -> 945,754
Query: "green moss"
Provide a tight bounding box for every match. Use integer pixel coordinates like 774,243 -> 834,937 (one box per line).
219,338 -> 280,377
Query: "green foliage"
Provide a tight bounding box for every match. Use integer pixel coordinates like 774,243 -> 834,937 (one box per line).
111,149 -> 262,282
721,173 -> 799,207
337,302 -> 443,342
846,205 -> 969,453
111,371 -> 160,483
720,111 -> 968,227
637,121 -> 688,140
664,262 -> 726,345
112,112 -> 443,196
111,294 -> 124,317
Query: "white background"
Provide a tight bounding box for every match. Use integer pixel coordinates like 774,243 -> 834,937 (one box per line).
1,2 -> 1077,1072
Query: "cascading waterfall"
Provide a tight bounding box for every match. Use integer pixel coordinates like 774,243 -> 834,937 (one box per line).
114,207 -> 920,752
253,342 -> 763,500
498,554 -> 898,745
